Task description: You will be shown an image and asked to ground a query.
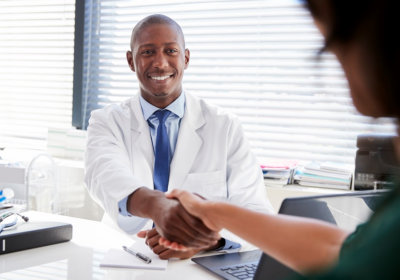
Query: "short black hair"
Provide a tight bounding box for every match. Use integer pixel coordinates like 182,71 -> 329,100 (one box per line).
130,14 -> 185,50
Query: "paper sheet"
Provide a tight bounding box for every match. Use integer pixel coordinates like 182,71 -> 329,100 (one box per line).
100,240 -> 168,270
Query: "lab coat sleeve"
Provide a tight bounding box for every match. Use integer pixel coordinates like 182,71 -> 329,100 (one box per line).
226,116 -> 274,214
84,106 -> 149,232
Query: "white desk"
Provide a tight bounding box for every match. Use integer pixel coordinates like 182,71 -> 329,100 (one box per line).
0,211 -> 221,280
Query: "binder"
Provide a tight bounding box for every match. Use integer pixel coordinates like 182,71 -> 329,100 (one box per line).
0,221 -> 72,254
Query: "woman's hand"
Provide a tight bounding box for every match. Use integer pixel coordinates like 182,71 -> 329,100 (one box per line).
165,189 -> 221,231
159,189 -> 222,250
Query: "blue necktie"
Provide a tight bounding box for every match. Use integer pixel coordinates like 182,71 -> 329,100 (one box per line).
153,110 -> 171,192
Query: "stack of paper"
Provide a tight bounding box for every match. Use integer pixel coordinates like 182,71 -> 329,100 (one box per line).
293,162 -> 353,190
261,160 -> 298,187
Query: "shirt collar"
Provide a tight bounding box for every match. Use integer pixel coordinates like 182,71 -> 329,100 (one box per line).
139,92 -> 186,120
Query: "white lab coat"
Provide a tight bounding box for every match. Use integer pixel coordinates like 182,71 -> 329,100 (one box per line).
85,92 -> 272,236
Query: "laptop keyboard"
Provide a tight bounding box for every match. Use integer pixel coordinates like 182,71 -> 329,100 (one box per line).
220,263 -> 258,280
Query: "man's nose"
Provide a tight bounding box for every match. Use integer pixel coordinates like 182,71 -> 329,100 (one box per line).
153,52 -> 168,68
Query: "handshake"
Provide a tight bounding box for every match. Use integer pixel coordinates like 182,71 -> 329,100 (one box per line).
134,188 -> 222,260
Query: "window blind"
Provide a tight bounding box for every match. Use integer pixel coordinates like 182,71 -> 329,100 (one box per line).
81,0 -> 396,164
0,0 -> 75,151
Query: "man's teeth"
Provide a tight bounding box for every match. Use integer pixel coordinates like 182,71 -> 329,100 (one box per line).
151,75 -> 171,80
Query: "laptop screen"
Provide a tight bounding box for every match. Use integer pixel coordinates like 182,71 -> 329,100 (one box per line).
278,190 -> 385,231
254,190 -> 386,280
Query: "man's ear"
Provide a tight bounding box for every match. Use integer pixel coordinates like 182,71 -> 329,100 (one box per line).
184,49 -> 190,69
126,51 -> 135,72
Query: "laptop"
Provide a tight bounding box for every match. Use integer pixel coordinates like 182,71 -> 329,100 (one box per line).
192,190 -> 386,280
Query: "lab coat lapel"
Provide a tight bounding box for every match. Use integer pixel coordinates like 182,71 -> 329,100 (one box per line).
169,94 -> 205,189
129,96 -> 154,175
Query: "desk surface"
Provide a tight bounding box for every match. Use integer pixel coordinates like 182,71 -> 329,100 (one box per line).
0,211 -> 221,280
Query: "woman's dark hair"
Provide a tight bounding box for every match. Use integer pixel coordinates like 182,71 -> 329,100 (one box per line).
305,0 -> 399,118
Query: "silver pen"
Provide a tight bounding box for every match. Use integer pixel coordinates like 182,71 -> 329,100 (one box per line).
122,246 -> 152,264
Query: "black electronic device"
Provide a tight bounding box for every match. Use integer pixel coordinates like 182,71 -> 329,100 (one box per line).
0,220 -> 72,254
192,190 -> 386,280
354,134 -> 400,190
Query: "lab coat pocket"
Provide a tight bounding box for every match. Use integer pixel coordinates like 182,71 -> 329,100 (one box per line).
183,170 -> 227,201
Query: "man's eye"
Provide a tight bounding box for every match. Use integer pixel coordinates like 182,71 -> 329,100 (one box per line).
141,50 -> 153,55
167,49 -> 178,54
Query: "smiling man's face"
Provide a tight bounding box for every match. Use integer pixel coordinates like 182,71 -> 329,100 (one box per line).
127,23 -> 190,108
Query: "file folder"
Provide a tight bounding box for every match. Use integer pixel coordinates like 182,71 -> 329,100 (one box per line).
0,221 -> 72,254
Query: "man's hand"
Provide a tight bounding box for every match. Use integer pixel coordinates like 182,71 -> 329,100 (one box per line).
166,189 -> 221,231
159,189 -> 223,251
152,195 -> 220,248
138,228 -> 209,259
128,187 -> 220,248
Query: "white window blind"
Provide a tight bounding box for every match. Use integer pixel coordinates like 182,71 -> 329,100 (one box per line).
81,0 -> 396,164
0,0 -> 75,151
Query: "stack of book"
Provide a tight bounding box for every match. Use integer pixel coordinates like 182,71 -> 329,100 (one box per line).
261,160 -> 298,187
293,161 -> 353,190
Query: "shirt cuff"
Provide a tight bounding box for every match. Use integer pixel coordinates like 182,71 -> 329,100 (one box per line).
118,196 -> 132,217
215,238 -> 241,251
117,196 -> 149,234
117,214 -> 149,234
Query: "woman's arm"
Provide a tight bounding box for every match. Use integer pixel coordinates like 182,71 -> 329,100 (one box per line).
162,190 -> 350,274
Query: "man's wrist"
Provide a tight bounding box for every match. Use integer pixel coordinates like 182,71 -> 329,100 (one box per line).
206,238 -> 225,251
127,187 -> 164,218
205,238 -> 242,252
216,239 -> 241,251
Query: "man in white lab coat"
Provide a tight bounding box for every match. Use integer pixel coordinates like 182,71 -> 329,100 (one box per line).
85,14 -> 272,259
